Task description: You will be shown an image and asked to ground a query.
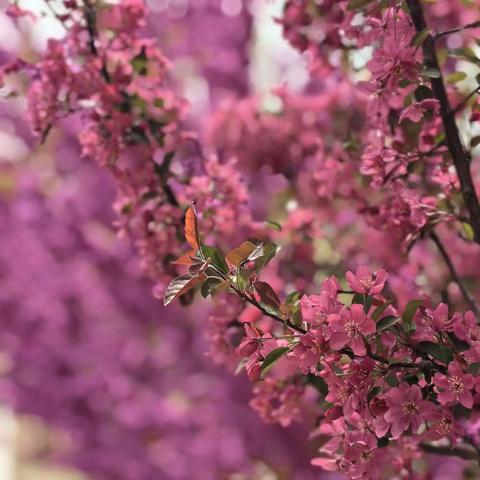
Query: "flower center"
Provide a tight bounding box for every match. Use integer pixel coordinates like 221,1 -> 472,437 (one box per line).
436,417 -> 452,436
345,320 -> 360,337
403,400 -> 418,416
448,375 -> 464,393
360,276 -> 373,290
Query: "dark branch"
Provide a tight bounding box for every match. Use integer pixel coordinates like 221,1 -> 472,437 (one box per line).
405,0 -> 480,245
430,230 -> 479,314
434,20 -> 480,40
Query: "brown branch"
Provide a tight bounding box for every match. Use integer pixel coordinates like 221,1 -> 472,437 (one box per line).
430,230 -> 480,314
406,0 -> 480,245
420,442 -> 480,462
454,86 -> 480,114
434,20 -> 480,40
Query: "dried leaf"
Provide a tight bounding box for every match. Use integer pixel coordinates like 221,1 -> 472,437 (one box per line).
172,250 -> 199,265
163,272 -> 207,306
185,203 -> 200,251
225,241 -> 257,269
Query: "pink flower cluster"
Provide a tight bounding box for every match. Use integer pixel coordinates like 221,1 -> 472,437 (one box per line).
228,267 -> 480,478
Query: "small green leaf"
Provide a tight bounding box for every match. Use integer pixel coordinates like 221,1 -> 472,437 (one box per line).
367,386 -> 381,403
425,67 -> 441,79
410,28 -> 431,47
261,347 -> 290,377
253,242 -> 280,274
386,374 -> 398,387
265,219 -> 282,231
449,47 -> 480,64
453,403 -> 471,419
471,136 -> 480,148
446,71 -> 467,84
414,85 -> 433,101
376,315 -> 400,332
467,362 -> 480,375
462,222 -> 475,241
201,245 -> 228,273
377,437 -> 390,448
417,341 -> 453,364
285,291 -> 301,305
306,374 -> 328,395
352,293 -> 364,305
347,0 -> 374,10
372,300 -> 394,321
363,295 -> 373,314
402,299 -> 423,332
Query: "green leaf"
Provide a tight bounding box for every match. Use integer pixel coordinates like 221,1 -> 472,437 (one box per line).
306,374 -> 328,395
386,374 -> 398,387
363,295 -> 373,314
467,362 -> 480,375
447,332 -> 470,352
131,48 -> 148,75
285,291 -> 301,306
446,71 -> 467,84
425,67 -> 441,79
261,347 -> 290,377
471,136 -> 480,148
462,222 -> 475,241
453,403 -> 471,419
402,299 -> 423,332
414,85 -> 434,102
265,219 -> 282,231
376,315 -> 400,332
200,277 -> 223,298
201,245 -> 228,273
347,0 -> 374,10
367,386 -> 381,403
410,28 -> 431,47
372,300 -> 394,321
377,437 -> 390,448
449,47 -> 480,64
417,341 -> 453,364
352,293 -> 364,305
253,242 -> 280,274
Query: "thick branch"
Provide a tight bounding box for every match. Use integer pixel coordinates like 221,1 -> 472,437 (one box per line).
406,0 -> 480,245
421,442 -> 480,462
430,230 -> 479,314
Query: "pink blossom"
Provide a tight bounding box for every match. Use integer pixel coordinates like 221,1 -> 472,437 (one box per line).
433,361 -> 475,409
345,265 -> 388,295
327,305 -> 376,356
385,384 -> 436,439
399,99 -> 440,123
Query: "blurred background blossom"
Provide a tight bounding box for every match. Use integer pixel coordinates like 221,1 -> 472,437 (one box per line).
0,0 -> 324,479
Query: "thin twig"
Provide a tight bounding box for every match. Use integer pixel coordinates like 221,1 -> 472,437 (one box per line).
434,20 -> 480,40
453,86 -> 480,114
430,230 -> 479,314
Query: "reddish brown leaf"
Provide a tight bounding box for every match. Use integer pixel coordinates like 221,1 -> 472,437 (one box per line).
254,281 -> 281,309
163,271 -> 207,306
185,203 -> 200,252
172,250 -> 198,266
225,241 -> 256,269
